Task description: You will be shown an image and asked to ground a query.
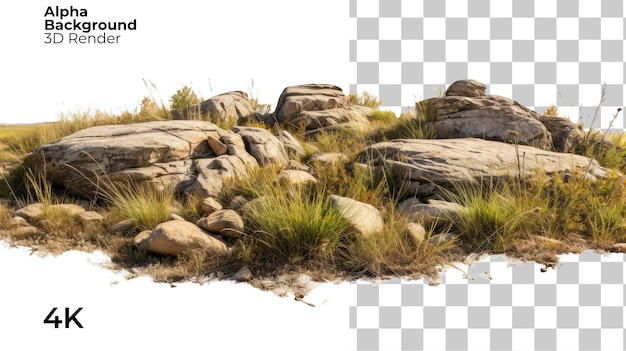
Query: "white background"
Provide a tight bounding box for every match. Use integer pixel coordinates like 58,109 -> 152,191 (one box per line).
0,0 -> 353,124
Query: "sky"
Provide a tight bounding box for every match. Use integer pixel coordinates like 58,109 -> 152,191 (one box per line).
0,1 -> 353,124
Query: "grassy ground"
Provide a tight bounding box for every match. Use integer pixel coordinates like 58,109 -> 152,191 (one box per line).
0,124 -> 40,162
0,89 -> 625,288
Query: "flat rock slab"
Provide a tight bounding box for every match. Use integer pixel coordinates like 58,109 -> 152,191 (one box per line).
357,138 -> 610,194
29,120 -> 257,199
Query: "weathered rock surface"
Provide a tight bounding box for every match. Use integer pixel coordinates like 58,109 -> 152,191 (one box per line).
200,197 -> 223,216
233,266 -> 253,282
428,94 -> 553,149
143,220 -> 228,256
277,131 -> 305,159
357,138 -> 609,196
445,79 -> 487,98
397,198 -> 464,227
14,203 -> 45,220
277,170 -> 317,186
196,209 -> 244,238
404,222 -> 427,242
293,107 -> 372,135
328,195 -> 383,237
30,121 -> 259,199
538,115 -> 584,152
170,91 -> 255,123
8,216 -> 29,227
229,196 -> 249,210
232,126 -> 289,168
133,230 -> 152,250
78,211 -> 104,223
0,225 -> 43,238
271,84 -> 371,134
309,152 -> 349,165
273,84 -> 348,123
3,215 -> 43,239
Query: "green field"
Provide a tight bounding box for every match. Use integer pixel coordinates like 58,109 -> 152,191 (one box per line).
0,124 -> 40,162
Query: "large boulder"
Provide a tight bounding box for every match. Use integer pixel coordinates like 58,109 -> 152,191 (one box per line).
29,120 -> 258,199
357,138 -> 610,196
170,91 -> 255,124
273,84 -> 349,123
427,94 -> 553,150
271,84 -> 372,134
141,220 -> 228,256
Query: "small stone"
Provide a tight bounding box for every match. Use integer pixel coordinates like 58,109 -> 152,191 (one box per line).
229,196 -> 248,211
404,222 -> 426,242
1,225 -> 43,238
108,219 -> 136,233
612,243 -> 626,253
49,204 -> 86,216
14,203 -> 45,220
277,170 -> 317,186
309,152 -> 349,165
79,211 -> 104,223
206,135 -> 228,156
233,266 -> 253,282
168,213 -> 185,221
397,198 -> 463,227
8,216 -> 29,227
145,220 -> 228,257
328,195 -> 383,237
200,197 -> 223,216
133,230 -> 152,250
429,232 -> 458,245
196,209 -> 244,238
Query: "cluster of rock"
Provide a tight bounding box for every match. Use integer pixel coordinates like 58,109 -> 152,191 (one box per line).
29,121 -> 287,200
170,91 -> 256,124
427,80 -> 584,152
269,84 -> 374,135
134,208 -> 244,257
20,80 -> 619,273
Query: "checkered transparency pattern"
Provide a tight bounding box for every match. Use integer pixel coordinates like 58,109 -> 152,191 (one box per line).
349,0 -> 626,129
350,251 -> 626,351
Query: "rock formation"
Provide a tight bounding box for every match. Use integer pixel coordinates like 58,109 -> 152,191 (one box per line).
270,84 -> 372,135
29,120 -> 259,199
357,138 -> 609,197
170,91 -> 255,124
